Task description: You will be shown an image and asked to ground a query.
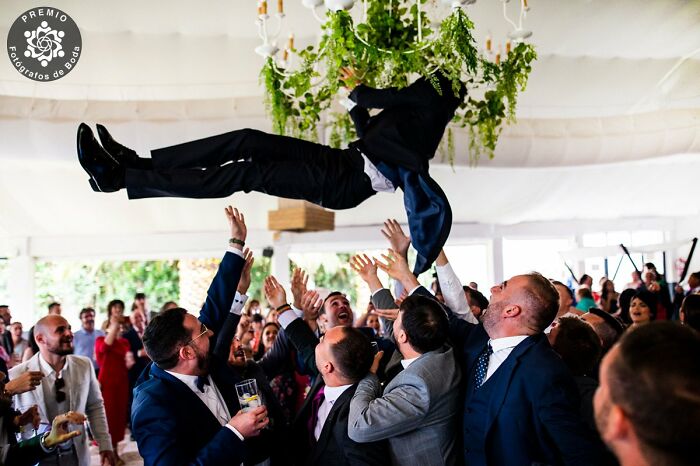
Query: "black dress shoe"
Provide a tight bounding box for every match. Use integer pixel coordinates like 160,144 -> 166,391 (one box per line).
96,124 -> 152,170
76,123 -> 125,192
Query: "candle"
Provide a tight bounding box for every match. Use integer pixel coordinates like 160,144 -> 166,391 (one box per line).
278,0 -> 284,14
523,0 -> 529,9
287,33 -> 294,50
506,40 -> 511,54
282,49 -> 289,62
495,53 -> 501,65
485,35 -> 492,52
261,1 -> 267,15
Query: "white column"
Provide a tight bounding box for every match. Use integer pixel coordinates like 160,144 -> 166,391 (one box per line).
7,237 -> 35,325
491,236 -> 504,285
271,241 -> 291,286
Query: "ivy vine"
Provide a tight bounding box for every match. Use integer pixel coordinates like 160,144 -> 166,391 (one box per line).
259,1 -> 537,163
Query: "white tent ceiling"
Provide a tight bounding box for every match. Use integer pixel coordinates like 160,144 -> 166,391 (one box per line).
1,0 -> 700,251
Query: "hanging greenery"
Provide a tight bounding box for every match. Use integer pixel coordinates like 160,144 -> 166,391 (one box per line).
259,1 -> 536,163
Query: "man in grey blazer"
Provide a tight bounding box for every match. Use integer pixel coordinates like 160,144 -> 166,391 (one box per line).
10,315 -> 115,466
348,294 -> 461,466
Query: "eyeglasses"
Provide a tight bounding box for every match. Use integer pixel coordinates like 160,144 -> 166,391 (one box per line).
55,377 -> 65,403
187,323 -> 209,346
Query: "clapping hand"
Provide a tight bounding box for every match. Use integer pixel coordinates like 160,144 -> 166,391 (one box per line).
44,411 -> 85,448
381,219 -> 411,260
5,371 -> 44,395
225,206 -> 247,249
264,276 -> 288,309
15,405 -> 40,429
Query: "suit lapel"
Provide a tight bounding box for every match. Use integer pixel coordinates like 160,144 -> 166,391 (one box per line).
27,355 -> 48,422
65,356 -> 80,413
485,335 -> 539,432
150,364 -> 221,428
312,384 -> 356,461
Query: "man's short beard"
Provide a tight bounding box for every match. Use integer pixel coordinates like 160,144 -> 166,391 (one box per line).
194,346 -> 210,374
481,301 -> 504,334
50,347 -> 74,356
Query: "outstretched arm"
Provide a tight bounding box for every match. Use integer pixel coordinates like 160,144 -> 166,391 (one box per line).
199,206 -> 247,336
349,83 -> 424,110
435,250 -> 477,324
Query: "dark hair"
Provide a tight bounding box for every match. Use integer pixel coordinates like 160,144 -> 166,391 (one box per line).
463,287 -> 489,310
579,274 -> 591,285
551,280 -> 575,303
618,288 -> 636,324
252,314 -> 264,323
586,308 -> 625,353
262,322 -> 280,333
399,295 -> 448,353
27,326 -> 39,354
320,291 -> 346,316
689,271 -> 700,283
680,294 -> 700,331
47,302 -> 60,311
142,308 -> 190,370
79,307 -> 95,319
107,299 -> 125,317
551,317 -> 602,376
577,287 -> 593,300
134,292 -> 146,300
522,272 -> 560,332
607,322 -> 700,465
632,290 -> 657,320
329,326 -> 373,383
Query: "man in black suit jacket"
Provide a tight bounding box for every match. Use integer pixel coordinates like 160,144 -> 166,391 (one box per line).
374,251 -> 604,466
76,71 -> 464,275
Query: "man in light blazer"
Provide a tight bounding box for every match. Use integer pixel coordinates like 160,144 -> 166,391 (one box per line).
348,295 -> 460,466
10,315 -> 115,466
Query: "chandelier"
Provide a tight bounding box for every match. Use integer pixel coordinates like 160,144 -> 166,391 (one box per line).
254,0 -> 536,163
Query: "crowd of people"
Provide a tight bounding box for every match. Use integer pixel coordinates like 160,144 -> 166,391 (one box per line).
0,206 -> 698,466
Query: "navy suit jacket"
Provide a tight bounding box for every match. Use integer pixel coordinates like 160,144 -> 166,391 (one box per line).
445,296 -> 603,466
348,73 -> 462,275
131,250 -> 247,466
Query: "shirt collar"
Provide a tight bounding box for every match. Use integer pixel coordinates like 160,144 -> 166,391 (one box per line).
38,353 -> 69,377
401,356 -> 420,369
323,383 -> 353,405
164,370 -> 210,393
489,335 -> 529,353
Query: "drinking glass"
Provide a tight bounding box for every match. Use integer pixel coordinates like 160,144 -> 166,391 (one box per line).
235,379 -> 263,412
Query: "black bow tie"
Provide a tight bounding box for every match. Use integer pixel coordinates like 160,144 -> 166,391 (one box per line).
196,375 -> 210,393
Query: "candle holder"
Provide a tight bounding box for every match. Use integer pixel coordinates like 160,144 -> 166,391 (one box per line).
255,9 -> 284,58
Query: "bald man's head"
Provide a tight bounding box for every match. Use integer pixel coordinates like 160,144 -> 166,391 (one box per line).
35,315 -> 74,357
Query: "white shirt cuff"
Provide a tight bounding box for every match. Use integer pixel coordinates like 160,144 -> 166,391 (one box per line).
224,424 -> 245,441
229,292 -> 248,315
291,305 -> 304,318
226,247 -> 245,258
408,285 -> 422,295
277,309 -> 299,329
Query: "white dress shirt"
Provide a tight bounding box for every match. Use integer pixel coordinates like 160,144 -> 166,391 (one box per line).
314,384 -> 353,440
165,370 -> 243,440
483,335 -> 529,383
400,356 -> 419,370
436,262 -> 478,324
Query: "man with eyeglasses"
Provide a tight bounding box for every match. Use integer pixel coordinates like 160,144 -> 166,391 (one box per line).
9,315 -> 115,466
131,206 -> 269,466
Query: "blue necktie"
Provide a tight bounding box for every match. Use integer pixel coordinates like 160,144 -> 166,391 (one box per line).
474,343 -> 493,389
196,375 -> 210,393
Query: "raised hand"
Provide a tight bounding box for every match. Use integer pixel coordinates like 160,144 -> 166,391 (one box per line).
291,268 -> 309,309
229,406 -> 269,438
350,254 -> 383,292
225,206 -> 247,248
5,371 -> 44,395
263,276 -> 287,309
300,290 -> 323,322
369,350 -> 384,375
381,219 -> 411,259
376,249 -> 420,292
237,248 -> 255,294
44,411 -> 86,448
